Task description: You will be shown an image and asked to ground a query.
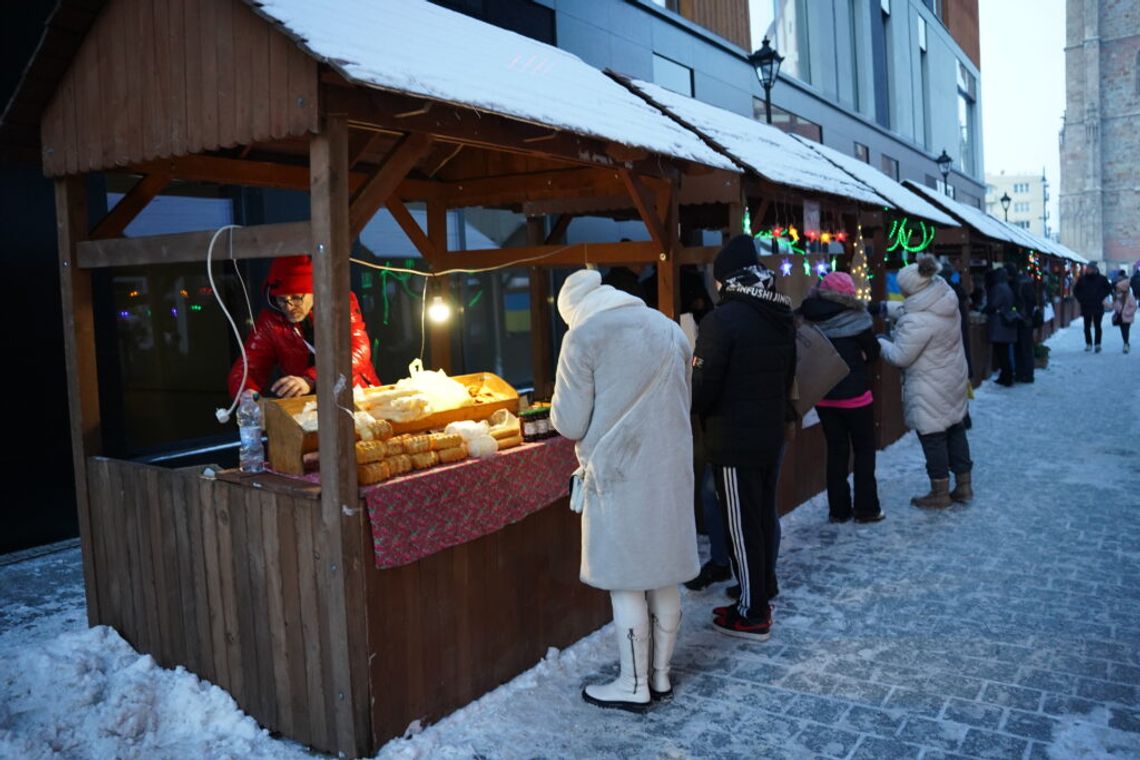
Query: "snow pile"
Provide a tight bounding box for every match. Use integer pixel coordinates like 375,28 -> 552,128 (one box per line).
0,626 -> 310,760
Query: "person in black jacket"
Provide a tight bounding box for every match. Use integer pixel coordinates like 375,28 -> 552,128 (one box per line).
799,272 -> 883,524
692,235 -> 796,641
985,268 -> 1018,386
1007,263 -> 1038,383
1073,264 -> 1113,352
1129,263 -> 1140,302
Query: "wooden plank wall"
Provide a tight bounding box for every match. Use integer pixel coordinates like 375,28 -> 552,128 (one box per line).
86,458 -> 342,754
366,496 -> 611,746
679,0 -> 750,50
40,0 -> 317,177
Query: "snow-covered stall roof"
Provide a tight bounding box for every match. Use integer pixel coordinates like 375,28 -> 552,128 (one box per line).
247,0 -> 737,172
903,181 -> 1021,245
622,79 -> 888,207
789,135 -> 958,227
906,181 -> 1089,264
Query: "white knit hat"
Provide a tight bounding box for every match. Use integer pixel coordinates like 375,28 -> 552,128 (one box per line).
897,255 -> 942,296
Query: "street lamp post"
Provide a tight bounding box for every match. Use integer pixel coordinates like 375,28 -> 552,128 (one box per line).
749,37 -> 784,125
1000,192 -> 1011,222
936,149 -> 953,195
1041,170 -> 1050,238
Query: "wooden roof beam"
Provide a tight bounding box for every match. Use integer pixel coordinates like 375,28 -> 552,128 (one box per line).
128,154 -> 443,201
348,131 -> 434,238
76,221 -> 311,269
89,171 -> 170,240
384,197 -> 441,265
436,240 -> 658,271
619,169 -> 669,257
323,85 -> 682,179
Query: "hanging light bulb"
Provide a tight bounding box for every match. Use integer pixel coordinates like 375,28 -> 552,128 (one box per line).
428,295 -> 452,324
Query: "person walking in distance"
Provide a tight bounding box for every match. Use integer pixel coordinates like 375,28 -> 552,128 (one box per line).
551,269 -> 698,713
1111,277 -> 1137,353
1074,264 -> 1113,353
878,256 -> 974,509
692,235 -> 796,641
984,267 -> 1018,387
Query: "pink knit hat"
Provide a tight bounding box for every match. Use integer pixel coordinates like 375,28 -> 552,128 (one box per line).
819,271 -> 856,297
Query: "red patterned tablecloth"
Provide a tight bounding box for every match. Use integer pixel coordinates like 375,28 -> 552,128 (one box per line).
361,437 -> 577,569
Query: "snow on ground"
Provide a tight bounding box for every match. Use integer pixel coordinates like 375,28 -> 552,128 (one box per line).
2,322 -> 1139,759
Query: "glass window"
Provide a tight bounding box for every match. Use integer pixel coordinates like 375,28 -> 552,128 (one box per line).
956,62 -> 977,177
653,53 -> 693,96
754,98 -> 822,140
650,0 -> 680,10
917,15 -> 927,51
880,154 -> 899,181
750,0 -> 811,84
854,142 -> 870,163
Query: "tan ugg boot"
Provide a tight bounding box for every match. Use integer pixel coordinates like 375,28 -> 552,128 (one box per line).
911,478 -> 952,508
950,472 -> 973,503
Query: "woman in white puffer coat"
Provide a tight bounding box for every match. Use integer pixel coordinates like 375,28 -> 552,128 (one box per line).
878,256 -> 974,509
551,269 -> 699,713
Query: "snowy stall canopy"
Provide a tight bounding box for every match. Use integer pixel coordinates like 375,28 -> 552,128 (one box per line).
247,0 -> 737,173
789,134 -> 958,227
620,78 -> 889,207
906,181 -> 1088,264
904,181 -> 1026,246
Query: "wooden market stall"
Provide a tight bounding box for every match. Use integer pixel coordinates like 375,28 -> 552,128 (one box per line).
905,181 -> 1089,385
12,0 -> 747,756
616,76 -> 964,511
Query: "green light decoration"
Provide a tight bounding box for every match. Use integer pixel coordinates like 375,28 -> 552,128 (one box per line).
802,257 -> 812,276
886,217 -> 936,261
742,207 -> 751,234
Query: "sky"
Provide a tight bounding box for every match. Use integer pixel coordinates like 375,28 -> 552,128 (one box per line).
979,0 -> 1066,233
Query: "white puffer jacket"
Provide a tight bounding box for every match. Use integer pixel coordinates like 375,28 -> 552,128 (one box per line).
878,278 -> 969,435
550,270 -> 699,591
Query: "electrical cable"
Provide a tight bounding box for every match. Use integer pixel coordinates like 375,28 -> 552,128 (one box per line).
206,224 -> 251,424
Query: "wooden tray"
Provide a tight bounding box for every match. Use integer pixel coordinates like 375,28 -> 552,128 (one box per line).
263,372 -> 519,475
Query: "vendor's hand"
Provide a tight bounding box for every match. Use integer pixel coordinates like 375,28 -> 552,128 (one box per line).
271,375 -> 312,398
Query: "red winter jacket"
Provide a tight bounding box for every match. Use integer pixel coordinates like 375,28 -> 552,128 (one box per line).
227,291 -> 381,399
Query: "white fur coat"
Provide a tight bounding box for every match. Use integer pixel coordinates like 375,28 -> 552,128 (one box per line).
878,278 -> 970,435
550,271 -> 699,590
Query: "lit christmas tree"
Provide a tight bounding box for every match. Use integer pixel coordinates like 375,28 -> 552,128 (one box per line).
851,225 -> 872,301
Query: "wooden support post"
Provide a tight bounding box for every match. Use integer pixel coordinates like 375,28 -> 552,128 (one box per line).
427,201 -> 452,373
958,243 -> 973,297
727,201 -> 744,242
309,113 -> 370,759
56,175 -> 102,627
656,180 -> 680,319
870,225 -> 887,305
347,131 -> 434,238
527,216 -> 553,399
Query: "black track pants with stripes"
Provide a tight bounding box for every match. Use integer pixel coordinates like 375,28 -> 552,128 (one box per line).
714,461 -> 780,620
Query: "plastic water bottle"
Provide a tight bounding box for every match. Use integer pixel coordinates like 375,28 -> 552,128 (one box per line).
237,390 -> 266,473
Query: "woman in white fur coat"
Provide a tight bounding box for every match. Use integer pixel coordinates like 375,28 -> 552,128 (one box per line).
878,256 -> 974,509
551,269 -> 699,713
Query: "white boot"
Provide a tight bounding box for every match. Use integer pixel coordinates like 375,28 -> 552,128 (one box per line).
582,623 -> 651,712
647,585 -> 683,701
583,591 -> 651,712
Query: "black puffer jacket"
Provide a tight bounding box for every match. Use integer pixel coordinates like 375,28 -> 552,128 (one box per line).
692,276 -> 796,467
799,293 -> 880,402
1074,271 -> 1112,313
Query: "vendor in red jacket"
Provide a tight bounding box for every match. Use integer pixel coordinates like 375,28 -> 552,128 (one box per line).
226,255 -> 381,399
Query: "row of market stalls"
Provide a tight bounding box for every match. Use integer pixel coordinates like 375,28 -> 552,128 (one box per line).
0,0 -> 1091,755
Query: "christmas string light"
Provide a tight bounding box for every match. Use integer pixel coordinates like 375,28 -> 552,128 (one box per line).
886,217 -> 936,259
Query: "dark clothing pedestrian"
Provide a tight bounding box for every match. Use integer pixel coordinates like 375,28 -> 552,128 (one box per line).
799,274 -> 882,522
693,235 -> 795,632
1074,267 -> 1112,348
985,269 -> 1017,385
1130,270 -> 1140,301
1012,270 -> 1038,383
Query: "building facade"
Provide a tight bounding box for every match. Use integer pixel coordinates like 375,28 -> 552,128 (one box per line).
1059,0 -> 1140,267
985,171 -> 1051,236
457,0 -> 986,205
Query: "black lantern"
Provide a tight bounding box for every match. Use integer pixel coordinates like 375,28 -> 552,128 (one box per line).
935,149 -> 953,193
749,37 -> 784,125
1000,192 -> 1012,221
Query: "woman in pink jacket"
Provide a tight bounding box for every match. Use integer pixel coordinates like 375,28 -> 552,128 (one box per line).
1112,277 -> 1137,353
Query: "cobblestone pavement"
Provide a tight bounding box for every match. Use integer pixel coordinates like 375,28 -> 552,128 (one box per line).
378,324 -> 1140,759
3,324 -> 1138,760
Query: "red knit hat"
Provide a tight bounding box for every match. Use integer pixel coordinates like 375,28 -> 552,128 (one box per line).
266,255 -> 313,296
820,271 -> 856,297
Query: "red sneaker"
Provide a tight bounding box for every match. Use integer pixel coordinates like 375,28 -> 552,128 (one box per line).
712,607 -> 771,641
